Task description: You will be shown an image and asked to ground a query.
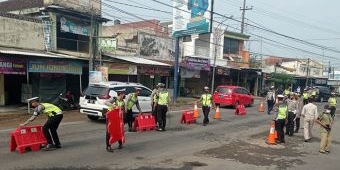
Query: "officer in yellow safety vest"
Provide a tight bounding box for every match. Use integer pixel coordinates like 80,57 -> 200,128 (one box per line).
273,95 -> 288,144
302,89 -> 309,105
328,92 -> 338,119
311,87 -> 318,98
197,86 -> 215,126
20,97 -> 63,151
154,83 -> 170,131
151,83 -> 162,126
104,89 -> 126,152
125,87 -> 142,132
284,86 -> 291,97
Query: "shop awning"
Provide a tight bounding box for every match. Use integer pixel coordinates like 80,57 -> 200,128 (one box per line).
106,55 -> 171,67
0,48 -> 83,60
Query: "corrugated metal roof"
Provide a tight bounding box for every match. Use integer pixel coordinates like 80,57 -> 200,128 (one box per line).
107,55 -> 170,66
0,49 -> 85,60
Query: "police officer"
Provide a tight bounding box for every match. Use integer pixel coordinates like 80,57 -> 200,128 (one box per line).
197,86 -> 215,126
20,97 -> 63,151
302,89 -> 309,105
328,92 -> 338,119
285,92 -> 298,136
104,89 -> 125,152
151,83 -> 162,126
273,95 -> 288,144
154,83 -> 170,131
316,105 -> 333,154
295,93 -> 304,133
311,87 -> 318,99
125,87 -> 142,132
284,86 -> 291,97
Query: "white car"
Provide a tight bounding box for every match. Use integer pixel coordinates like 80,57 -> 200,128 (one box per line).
79,81 -> 152,121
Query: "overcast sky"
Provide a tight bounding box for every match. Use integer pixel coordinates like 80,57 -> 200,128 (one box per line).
102,0 -> 340,68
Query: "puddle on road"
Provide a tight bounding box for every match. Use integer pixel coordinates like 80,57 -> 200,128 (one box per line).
199,132 -> 307,170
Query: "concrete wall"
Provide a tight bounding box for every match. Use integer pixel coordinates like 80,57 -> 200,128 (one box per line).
0,16 -> 44,50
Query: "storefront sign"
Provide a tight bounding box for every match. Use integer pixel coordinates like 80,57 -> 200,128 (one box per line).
28,60 -> 82,74
104,63 -> 137,75
185,56 -> 210,71
139,66 -> 170,76
0,58 -> 26,75
100,38 -> 117,52
181,68 -> 200,78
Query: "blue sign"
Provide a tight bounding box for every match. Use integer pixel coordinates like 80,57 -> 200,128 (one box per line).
28,60 -> 82,74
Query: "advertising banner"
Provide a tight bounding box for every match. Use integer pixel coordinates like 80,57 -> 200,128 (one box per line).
139,66 -> 170,76
89,71 -> 102,84
0,58 -> 26,75
28,60 -> 82,74
100,38 -> 117,52
104,63 -> 137,75
181,68 -> 200,78
172,0 -> 212,37
60,17 -> 90,36
185,56 -> 210,71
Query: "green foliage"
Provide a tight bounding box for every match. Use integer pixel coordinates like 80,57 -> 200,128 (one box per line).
269,73 -> 293,87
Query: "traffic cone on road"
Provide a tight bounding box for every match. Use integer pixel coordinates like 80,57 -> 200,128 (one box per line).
193,102 -> 200,118
258,102 -> 264,113
266,121 -> 277,145
214,106 -> 221,119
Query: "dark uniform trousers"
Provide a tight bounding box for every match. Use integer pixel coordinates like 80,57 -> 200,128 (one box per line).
202,106 -> 210,124
285,111 -> 295,136
152,102 -> 158,125
275,119 -> 286,142
43,114 -> 63,146
157,105 -> 168,130
330,106 -> 336,119
295,117 -> 300,132
126,109 -> 134,130
267,100 -> 274,114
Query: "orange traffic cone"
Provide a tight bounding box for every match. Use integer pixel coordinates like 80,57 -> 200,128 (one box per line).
258,102 -> 264,113
266,121 -> 277,145
214,106 -> 221,119
193,102 -> 200,118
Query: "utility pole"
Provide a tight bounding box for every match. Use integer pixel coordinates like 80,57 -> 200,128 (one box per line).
240,0 -> 252,34
328,61 -> 331,79
305,58 -> 310,87
89,6 -> 95,72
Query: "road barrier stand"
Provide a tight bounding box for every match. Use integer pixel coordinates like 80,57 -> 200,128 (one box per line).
133,113 -> 156,132
9,125 -> 47,154
107,108 -> 125,144
235,105 -> 247,115
180,110 -> 196,124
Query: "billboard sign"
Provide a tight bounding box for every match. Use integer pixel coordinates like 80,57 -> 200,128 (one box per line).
100,38 -> 117,52
172,0 -> 212,37
0,58 -> 26,75
28,60 -> 82,74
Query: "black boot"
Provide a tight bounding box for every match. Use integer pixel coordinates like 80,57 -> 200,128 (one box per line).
106,145 -> 113,152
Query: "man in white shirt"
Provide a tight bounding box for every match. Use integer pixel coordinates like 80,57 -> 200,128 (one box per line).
301,97 -> 318,142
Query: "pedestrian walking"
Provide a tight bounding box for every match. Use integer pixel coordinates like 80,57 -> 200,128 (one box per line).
266,86 -> 276,114
125,87 -> 142,132
20,97 -> 63,151
154,83 -> 170,131
151,83 -> 162,126
301,97 -> 318,142
328,92 -> 337,119
104,89 -> 125,152
285,92 -> 298,136
315,105 -> 333,154
295,93 -> 304,133
273,95 -> 288,144
197,86 -> 215,126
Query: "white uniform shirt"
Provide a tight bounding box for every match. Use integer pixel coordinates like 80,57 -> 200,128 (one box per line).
301,103 -> 318,120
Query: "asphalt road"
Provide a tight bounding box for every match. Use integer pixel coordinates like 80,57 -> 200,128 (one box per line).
0,101 -> 339,170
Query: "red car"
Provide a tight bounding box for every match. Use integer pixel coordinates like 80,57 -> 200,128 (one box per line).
213,86 -> 254,108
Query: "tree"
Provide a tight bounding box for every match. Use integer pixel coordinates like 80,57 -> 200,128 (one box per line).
269,73 -> 293,88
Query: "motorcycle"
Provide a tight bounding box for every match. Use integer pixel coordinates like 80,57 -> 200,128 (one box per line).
57,93 -> 78,111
